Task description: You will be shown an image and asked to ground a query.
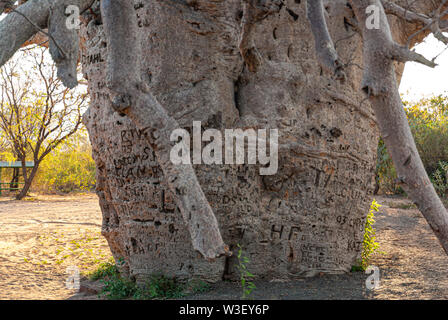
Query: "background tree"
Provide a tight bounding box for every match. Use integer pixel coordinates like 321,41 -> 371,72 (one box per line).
0,47 -> 88,199
33,127 -> 96,193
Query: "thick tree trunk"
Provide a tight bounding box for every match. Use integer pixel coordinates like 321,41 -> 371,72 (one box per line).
81,0 -> 382,282
1,0 -> 444,283
99,0 -> 229,260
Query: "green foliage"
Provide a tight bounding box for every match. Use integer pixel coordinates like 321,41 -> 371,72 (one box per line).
101,274 -> 137,300
88,258 -> 118,281
133,274 -> 185,300
375,138 -> 402,194
376,95 -> 448,195
405,95 -> 448,174
185,279 -> 211,294
352,199 -> 382,272
430,161 -> 448,199
350,265 -> 364,272
236,244 -> 256,300
360,199 -> 382,270
90,260 -> 188,300
33,128 -> 96,193
1,129 -> 96,195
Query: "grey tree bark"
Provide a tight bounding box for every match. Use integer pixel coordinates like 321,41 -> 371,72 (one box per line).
81,0 -> 382,281
1,0 -> 447,282
99,0 -> 229,260
349,0 -> 448,254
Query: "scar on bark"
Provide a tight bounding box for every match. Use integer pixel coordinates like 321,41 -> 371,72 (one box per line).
100,0 -> 230,260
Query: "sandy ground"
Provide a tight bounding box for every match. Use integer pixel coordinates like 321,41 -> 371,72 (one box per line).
0,194 -> 112,300
0,193 -> 447,300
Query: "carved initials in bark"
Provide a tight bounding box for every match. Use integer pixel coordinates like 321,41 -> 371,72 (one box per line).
1,0 -> 448,264
304,0 -> 448,255
100,0 -> 229,260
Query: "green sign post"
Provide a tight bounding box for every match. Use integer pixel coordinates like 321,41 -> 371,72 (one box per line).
0,161 -> 34,195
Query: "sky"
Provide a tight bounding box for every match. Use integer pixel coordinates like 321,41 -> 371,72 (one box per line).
1,11 -> 446,103
399,34 -> 448,102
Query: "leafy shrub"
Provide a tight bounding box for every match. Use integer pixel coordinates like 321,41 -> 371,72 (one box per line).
375,138 -> 402,194
89,260 -> 188,300
352,199 -> 382,271
99,273 -> 186,300
185,279 -> 211,294
361,199 -> 382,270
101,274 -> 137,300
406,96 -> 448,174
133,274 -> 185,300
376,95 -> 448,195
88,259 -> 118,281
236,244 -> 256,299
431,161 -> 448,198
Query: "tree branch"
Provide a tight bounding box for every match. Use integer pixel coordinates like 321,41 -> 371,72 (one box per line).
0,0 -> 92,75
47,1 -> 79,88
350,0 -> 448,255
382,0 -> 448,45
306,0 -> 345,81
388,43 -> 437,67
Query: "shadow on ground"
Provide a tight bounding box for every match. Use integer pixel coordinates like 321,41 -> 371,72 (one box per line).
1,194 -> 447,300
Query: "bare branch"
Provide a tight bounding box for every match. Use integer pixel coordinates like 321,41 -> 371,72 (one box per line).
350,0 -> 448,255
382,0 -> 432,25
7,6 -> 67,57
382,0 -> 448,45
306,0 -> 345,81
0,0 -> 92,73
48,1 -> 79,88
389,43 -> 437,67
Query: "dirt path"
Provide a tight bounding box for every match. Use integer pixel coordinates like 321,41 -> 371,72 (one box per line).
1,194 -> 447,299
368,196 -> 448,299
0,194 -> 112,300
181,196 -> 448,300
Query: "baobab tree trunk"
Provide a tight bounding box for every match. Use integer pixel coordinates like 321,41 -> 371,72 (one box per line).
350,0 -> 448,254
9,167 -> 19,191
74,0 -> 448,283
1,0 -> 446,283
81,0 -> 383,282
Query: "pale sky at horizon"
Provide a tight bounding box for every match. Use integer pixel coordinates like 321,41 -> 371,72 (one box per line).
399,34 -> 448,102
1,11 -> 446,103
